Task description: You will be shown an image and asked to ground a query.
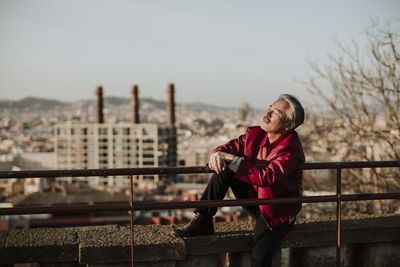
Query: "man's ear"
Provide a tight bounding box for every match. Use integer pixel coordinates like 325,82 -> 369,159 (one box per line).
285,122 -> 295,131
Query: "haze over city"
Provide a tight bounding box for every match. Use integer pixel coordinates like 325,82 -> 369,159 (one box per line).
1,0 -> 399,109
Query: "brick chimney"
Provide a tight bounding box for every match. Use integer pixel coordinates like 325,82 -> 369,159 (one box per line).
95,86 -> 104,124
131,85 -> 139,124
167,83 -> 175,126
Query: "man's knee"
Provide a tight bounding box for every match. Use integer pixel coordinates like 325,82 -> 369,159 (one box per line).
209,170 -> 234,183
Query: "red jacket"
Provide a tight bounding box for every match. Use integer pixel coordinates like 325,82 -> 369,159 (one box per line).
213,126 -> 304,228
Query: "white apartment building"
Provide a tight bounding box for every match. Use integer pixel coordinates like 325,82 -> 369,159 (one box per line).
54,122 -> 175,188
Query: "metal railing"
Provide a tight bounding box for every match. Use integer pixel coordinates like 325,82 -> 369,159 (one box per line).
1,160 -> 400,267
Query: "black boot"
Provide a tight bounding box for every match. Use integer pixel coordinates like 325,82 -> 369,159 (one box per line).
173,212 -> 214,237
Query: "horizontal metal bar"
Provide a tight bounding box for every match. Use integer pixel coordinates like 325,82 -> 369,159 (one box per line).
131,195 -> 338,211
341,192 -> 400,201
301,161 -> 400,170
1,193 -> 399,216
0,166 -> 214,179
131,192 -> 400,211
0,161 -> 399,179
0,203 -> 130,215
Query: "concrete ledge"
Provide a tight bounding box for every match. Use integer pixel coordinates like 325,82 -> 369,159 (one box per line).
78,224 -> 185,263
0,230 -> 8,263
284,214 -> 400,248
132,224 -> 185,262
0,214 -> 399,265
182,221 -> 254,256
78,225 -> 130,264
4,227 -> 78,264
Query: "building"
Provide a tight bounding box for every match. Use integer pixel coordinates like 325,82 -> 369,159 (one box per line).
54,85 -> 177,189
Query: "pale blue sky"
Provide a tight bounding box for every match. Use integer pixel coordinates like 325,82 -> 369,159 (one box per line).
0,0 -> 398,109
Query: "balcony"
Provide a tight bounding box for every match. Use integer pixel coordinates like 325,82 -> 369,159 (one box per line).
0,161 -> 399,266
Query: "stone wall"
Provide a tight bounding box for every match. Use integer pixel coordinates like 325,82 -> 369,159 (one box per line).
0,214 -> 399,267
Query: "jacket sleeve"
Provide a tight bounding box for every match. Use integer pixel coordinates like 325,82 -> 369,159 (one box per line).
234,146 -> 304,187
212,134 -> 246,157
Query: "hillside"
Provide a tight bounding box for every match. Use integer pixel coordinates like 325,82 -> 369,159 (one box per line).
0,96 -> 240,115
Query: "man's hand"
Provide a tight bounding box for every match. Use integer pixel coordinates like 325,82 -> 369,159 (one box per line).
208,152 -> 236,174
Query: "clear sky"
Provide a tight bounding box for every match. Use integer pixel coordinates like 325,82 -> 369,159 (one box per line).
0,0 -> 398,109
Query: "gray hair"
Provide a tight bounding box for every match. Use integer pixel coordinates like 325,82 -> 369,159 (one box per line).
278,94 -> 305,129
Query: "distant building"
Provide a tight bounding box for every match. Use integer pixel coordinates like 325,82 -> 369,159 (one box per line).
238,102 -> 249,121
18,152 -> 56,170
17,152 -> 57,194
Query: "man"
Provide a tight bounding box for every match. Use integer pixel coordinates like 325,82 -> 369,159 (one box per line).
174,94 -> 305,267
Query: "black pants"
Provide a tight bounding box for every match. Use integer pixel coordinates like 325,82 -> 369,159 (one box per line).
195,170 -> 293,267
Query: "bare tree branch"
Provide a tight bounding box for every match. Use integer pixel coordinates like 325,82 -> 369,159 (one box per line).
302,19 -> 400,215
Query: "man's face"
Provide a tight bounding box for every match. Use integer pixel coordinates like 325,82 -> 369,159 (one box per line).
261,99 -> 292,134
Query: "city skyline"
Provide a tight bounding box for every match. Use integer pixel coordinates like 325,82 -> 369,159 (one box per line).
1,0 -> 399,109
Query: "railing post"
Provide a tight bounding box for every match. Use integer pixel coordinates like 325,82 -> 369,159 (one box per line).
336,168 -> 342,267
130,175 -> 135,267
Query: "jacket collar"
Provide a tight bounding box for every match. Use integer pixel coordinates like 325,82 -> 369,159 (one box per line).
260,130 -> 296,149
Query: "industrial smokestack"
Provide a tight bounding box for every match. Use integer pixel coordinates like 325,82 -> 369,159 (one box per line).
131,85 -> 140,124
167,83 -> 175,126
95,86 -> 104,124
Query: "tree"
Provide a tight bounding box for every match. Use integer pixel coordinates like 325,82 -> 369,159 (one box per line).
304,19 -> 400,215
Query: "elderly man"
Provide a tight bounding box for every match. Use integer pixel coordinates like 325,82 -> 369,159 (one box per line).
174,94 -> 305,267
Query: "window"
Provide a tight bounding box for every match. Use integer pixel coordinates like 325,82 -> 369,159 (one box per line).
98,128 -> 107,135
